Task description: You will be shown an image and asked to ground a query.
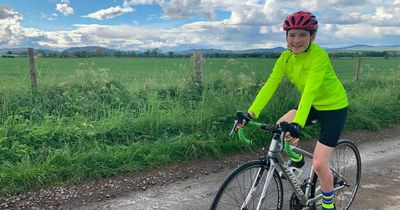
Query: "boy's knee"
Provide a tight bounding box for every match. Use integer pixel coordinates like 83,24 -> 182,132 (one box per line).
312,159 -> 326,173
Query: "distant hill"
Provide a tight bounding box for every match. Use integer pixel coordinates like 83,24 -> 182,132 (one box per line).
0,48 -> 27,54
1,45 -> 399,57
326,44 -> 400,52
62,46 -> 117,54
178,47 -> 286,55
0,48 -> 59,56
178,45 -> 400,55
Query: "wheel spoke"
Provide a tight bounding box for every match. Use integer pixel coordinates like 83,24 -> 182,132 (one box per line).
311,140 -> 361,210
211,160 -> 283,210
330,140 -> 361,209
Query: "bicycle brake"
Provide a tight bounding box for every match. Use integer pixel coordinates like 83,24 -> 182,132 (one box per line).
229,120 -> 238,135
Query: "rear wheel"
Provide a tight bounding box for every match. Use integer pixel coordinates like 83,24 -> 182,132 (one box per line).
311,139 -> 361,209
210,160 -> 283,210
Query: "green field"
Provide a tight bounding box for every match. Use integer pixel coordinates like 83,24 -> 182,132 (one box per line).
0,56 -> 399,196
1,57 -> 270,90
1,57 -> 399,91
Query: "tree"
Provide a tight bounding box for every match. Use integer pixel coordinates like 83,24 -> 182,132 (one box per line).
114,50 -> 124,57
61,51 -> 70,58
144,50 -> 151,57
151,48 -> 162,57
122,50 -> 136,57
94,48 -> 106,57
73,51 -> 90,58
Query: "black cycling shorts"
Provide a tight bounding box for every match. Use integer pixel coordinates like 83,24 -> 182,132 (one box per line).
300,106 -> 348,147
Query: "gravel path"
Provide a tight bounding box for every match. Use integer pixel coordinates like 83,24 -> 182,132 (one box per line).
1,124 -> 399,210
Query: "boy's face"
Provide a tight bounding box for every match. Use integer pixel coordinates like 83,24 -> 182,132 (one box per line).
286,29 -> 316,54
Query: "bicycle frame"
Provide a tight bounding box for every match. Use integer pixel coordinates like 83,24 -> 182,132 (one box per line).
242,133 -> 347,209
222,113 -> 359,210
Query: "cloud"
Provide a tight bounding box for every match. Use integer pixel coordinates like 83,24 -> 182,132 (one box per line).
123,0 -> 162,7
56,2 -> 74,16
82,0 -> 161,20
368,7 -> 400,27
160,0 -> 218,20
2,0 -> 400,51
0,5 -> 16,19
39,12 -> 58,21
333,24 -> 382,44
83,6 -> 134,20
0,6 -> 24,45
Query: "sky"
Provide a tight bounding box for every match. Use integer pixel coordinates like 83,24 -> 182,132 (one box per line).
0,0 -> 399,52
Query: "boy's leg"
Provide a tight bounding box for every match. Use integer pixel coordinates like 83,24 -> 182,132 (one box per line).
313,142 -> 334,191
313,142 -> 335,209
314,107 -> 347,209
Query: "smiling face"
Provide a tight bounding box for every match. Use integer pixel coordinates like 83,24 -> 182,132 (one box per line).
286,29 -> 316,54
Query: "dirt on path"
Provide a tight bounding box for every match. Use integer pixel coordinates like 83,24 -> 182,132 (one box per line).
1,125 -> 400,210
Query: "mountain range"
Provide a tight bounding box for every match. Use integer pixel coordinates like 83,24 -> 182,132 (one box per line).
179,45 -> 400,55
1,44 -> 400,55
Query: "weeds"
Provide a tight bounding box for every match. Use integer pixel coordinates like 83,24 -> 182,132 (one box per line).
0,59 -> 399,196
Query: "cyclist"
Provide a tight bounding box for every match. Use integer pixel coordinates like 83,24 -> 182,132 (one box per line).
237,11 -> 348,210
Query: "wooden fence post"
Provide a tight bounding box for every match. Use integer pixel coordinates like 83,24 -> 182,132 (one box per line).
354,56 -> 361,82
28,48 -> 37,91
192,51 -> 203,86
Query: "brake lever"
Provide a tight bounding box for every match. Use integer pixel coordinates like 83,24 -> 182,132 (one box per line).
229,120 -> 239,135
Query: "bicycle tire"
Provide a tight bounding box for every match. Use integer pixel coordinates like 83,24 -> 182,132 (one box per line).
310,139 -> 361,210
210,160 -> 283,210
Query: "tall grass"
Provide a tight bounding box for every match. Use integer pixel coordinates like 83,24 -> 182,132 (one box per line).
0,59 -> 399,196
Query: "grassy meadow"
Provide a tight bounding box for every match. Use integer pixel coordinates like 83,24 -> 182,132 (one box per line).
0,56 -> 399,196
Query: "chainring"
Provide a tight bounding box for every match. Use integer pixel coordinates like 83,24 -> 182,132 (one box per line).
289,192 -> 305,210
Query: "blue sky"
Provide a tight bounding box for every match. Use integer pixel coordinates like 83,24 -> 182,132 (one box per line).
0,0 -> 399,51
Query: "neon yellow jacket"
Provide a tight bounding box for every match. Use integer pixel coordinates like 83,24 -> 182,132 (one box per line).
248,43 -> 348,127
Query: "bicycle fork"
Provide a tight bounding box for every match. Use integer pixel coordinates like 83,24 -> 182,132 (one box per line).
240,160 -> 277,210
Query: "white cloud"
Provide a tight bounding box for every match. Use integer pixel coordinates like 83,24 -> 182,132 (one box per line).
368,7 -> 400,26
374,26 -> 400,36
334,24 -> 382,41
123,0 -> 162,7
83,6 -> 134,20
12,20 -> 280,51
0,6 -> 17,19
39,12 -> 58,21
0,6 -> 24,45
2,0 -> 400,50
56,3 -> 74,16
83,0 -> 161,21
223,2 -> 266,25
160,0 -> 218,20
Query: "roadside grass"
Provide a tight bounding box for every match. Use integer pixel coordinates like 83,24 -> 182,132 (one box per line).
0,58 -> 399,196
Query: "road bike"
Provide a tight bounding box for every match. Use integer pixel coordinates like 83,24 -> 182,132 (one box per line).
210,112 -> 361,210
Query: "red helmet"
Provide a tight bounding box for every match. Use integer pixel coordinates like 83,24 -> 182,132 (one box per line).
283,11 -> 318,32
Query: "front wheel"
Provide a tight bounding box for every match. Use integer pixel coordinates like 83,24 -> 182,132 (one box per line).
311,139 -> 361,210
210,160 -> 283,210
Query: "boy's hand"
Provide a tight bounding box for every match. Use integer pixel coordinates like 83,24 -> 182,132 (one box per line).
235,111 -> 253,129
280,121 -> 301,146
287,122 -> 301,138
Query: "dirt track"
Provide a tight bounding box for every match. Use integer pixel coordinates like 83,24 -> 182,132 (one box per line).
78,127 -> 400,210
1,125 -> 400,210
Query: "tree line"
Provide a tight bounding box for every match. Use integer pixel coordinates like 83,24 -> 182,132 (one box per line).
2,48 -> 399,59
